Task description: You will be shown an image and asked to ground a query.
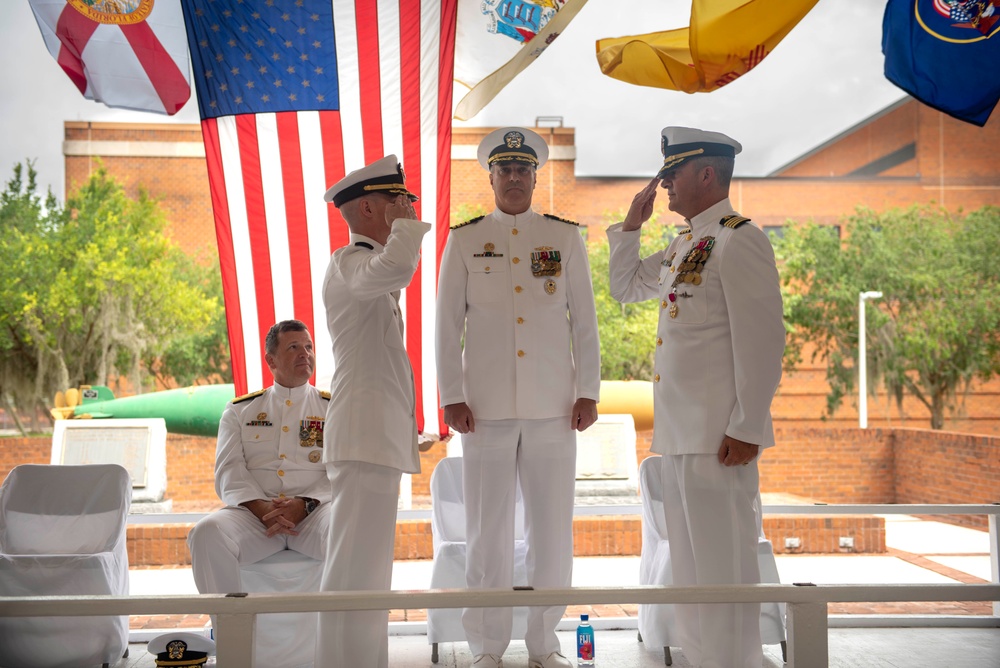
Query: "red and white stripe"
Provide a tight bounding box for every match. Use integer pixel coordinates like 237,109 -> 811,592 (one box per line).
201,0 -> 455,436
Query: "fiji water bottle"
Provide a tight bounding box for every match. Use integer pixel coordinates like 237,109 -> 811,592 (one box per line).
576,613 -> 595,666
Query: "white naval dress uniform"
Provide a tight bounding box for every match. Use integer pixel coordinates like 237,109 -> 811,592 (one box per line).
436,207 -> 601,658
316,218 -> 431,668
608,198 -> 784,668
188,382 -> 332,595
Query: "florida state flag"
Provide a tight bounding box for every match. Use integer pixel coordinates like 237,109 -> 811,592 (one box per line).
28,0 -> 190,115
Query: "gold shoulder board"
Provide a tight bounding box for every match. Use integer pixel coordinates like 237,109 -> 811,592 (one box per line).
720,215 -> 751,229
676,228 -> 692,236
543,213 -> 579,226
232,388 -> 266,404
319,390 -> 331,400
451,215 -> 485,230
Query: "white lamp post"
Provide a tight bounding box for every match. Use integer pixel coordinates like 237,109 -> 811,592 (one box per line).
858,290 -> 883,428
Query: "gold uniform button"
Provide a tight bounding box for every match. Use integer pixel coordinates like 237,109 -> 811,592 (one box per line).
517,350 -> 525,357
516,317 -> 524,324
278,493 -> 286,498
279,454 -> 287,459
670,266 -> 675,273
277,470 -> 285,477
661,300 -> 668,309
514,285 -> 523,293
656,337 -> 663,346
285,399 -> 292,406
485,266 -> 491,272
686,234 -> 693,240
512,257 -> 520,264
654,374 -> 660,382
282,425 -> 289,432
512,229 -> 519,235
255,434 -> 260,439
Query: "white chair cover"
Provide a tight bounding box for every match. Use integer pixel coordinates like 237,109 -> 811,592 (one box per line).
0,463 -> 131,668
426,457 -> 529,644
637,456 -> 786,650
239,549 -> 324,668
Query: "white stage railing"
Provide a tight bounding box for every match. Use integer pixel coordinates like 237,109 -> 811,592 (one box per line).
11,503 -> 991,666
1,583 -> 998,667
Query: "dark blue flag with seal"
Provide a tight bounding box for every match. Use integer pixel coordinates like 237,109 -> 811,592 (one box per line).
882,0 -> 1000,126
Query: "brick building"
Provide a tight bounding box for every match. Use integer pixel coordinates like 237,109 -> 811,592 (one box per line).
62,97 -> 1000,434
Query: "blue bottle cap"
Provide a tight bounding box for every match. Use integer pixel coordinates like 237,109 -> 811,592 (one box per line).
581,614 -> 589,621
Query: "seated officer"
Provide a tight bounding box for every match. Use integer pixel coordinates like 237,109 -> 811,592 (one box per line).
187,319 -> 331,595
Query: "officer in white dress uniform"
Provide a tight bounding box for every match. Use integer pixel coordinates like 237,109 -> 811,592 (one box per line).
436,128 -> 601,668
188,320 -> 331,595
607,127 -> 785,668
315,154 -> 431,668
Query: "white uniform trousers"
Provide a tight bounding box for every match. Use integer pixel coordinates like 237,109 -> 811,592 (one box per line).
188,504 -> 331,594
461,417 -> 576,657
660,454 -> 763,668
315,461 -> 401,668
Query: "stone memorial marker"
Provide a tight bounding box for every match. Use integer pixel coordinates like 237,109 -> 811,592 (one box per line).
51,418 -> 168,510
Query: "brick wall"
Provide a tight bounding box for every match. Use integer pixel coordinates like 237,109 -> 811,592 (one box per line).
5,426 -> 995,564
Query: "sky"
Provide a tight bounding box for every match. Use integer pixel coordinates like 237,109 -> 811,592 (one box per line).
0,0 -> 906,201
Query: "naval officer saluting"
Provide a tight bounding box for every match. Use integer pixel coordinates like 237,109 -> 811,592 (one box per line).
607,127 -> 785,668
436,127 -> 601,668
315,155 -> 431,668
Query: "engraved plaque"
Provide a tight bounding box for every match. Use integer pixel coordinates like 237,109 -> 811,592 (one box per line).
56,426 -> 150,487
51,418 -> 168,503
576,414 -> 638,482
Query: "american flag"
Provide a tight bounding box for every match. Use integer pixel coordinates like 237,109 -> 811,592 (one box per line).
181,0 -> 455,435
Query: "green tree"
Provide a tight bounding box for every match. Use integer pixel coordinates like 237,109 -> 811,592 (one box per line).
776,205 -> 1000,429
0,161 -> 227,424
589,210 -> 680,380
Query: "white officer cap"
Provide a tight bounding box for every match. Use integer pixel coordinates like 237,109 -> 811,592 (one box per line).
657,127 -> 742,178
477,127 -> 549,170
148,632 -> 215,666
323,154 -> 418,208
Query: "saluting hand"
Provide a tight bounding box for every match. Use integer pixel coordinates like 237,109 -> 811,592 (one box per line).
622,177 -> 660,232
384,194 -> 416,228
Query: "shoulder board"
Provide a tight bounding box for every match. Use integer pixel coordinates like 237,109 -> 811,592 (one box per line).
319,390 -> 331,400
720,215 -> 751,229
675,228 -> 692,236
544,213 -> 579,226
232,388 -> 266,404
451,215 -> 485,230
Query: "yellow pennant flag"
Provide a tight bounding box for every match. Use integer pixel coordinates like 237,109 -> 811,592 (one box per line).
595,0 -> 819,93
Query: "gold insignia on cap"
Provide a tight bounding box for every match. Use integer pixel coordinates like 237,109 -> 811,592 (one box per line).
504,131 -> 525,149
167,640 -> 187,660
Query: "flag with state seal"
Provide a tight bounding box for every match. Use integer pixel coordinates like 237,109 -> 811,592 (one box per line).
882,0 -> 1000,126
453,0 -> 590,120
28,0 -> 191,115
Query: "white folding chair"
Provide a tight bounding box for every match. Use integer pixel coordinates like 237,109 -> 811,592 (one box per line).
637,455 -> 787,665
238,548 -> 324,668
0,463 -> 131,668
426,457 -> 529,663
